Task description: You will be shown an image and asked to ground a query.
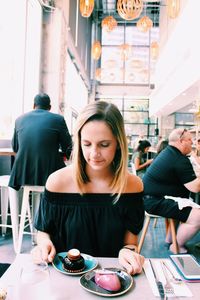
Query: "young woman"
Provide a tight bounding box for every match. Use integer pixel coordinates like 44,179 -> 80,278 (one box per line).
132,140 -> 153,178
32,101 -> 145,275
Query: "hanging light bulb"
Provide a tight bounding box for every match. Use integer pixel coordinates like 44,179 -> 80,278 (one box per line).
91,41 -> 102,60
102,16 -> 117,32
119,43 -> 132,61
167,0 -> 180,19
137,16 -> 153,32
80,0 -> 94,18
150,41 -> 159,60
117,0 -> 143,21
95,68 -> 102,81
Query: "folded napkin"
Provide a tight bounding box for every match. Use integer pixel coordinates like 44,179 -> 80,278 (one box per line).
165,196 -> 200,210
143,259 -> 193,297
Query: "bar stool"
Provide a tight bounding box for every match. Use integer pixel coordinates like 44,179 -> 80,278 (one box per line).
138,212 -> 179,254
0,176 -> 25,253
17,185 -> 45,254
0,175 -> 10,236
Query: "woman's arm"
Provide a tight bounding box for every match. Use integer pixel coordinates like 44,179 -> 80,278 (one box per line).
134,156 -> 153,171
118,230 -> 145,275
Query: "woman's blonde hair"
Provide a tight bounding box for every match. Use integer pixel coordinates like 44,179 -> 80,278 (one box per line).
72,101 -> 128,201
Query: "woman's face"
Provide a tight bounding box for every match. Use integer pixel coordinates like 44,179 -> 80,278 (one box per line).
144,146 -> 150,153
80,120 -> 118,171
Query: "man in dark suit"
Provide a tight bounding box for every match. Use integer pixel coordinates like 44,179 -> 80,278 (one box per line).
9,93 -> 72,190
8,93 -> 72,251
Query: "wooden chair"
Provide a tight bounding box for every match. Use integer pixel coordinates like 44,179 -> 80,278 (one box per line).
130,162 -> 137,175
138,211 -> 179,254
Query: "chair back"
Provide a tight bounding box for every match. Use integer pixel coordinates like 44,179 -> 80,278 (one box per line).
130,162 -> 137,175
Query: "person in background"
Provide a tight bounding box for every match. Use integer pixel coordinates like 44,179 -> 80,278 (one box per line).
188,144 -> 200,177
9,93 -> 72,191
31,101 -> 145,275
143,128 -> 200,254
132,134 -> 144,150
156,139 -> 169,156
195,138 -> 200,157
131,140 -> 153,178
189,138 -> 200,172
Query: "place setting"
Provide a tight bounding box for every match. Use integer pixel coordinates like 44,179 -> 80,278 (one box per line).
52,248 -> 134,297
143,258 -> 193,298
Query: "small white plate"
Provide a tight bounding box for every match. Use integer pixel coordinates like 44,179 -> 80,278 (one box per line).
52,252 -> 98,276
80,268 -> 134,297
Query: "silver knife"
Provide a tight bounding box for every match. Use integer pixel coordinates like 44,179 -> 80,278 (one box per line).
149,259 -> 165,299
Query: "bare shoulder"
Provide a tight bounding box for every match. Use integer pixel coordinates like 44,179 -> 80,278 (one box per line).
125,172 -> 143,193
46,165 -> 76,192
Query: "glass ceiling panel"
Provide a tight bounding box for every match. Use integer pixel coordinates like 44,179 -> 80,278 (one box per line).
126,26 -> 150,46
101,26 -> 124,46
100,25 -> 159,84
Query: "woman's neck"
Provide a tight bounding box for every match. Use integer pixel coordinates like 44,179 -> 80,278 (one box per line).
84,166 -> 114,192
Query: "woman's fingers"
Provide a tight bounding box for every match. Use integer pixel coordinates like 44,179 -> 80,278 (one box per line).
31,243 -> 56,264
31,246 -> 44,264
118,248 -> 145,275
47,245 -> 56,263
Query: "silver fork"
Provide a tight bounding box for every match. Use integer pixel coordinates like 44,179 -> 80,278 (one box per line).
161,261 -> 175,295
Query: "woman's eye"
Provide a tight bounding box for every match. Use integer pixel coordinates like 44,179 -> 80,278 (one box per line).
101,143 -> 109,147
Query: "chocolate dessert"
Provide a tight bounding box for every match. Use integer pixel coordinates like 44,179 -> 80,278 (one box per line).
61,249 -> 85,273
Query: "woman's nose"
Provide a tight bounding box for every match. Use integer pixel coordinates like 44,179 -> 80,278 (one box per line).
91,147 -> 100,157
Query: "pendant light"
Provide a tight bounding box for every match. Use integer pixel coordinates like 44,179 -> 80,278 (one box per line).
102,16 -> 117,32
80,0 -> 94,18
137,16 -> 153,32
150,41 -> 159,60
91,41 -> 102,60
119,43 -> 132,61
167,0 -> 180,19
117,0 -> 143,21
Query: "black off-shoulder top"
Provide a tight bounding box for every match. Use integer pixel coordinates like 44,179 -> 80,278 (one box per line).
34,189 -> 144,257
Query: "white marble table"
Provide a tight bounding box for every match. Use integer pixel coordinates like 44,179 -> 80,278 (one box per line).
1,254 -> 199,299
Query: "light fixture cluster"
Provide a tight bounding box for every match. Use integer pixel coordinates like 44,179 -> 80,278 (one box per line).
79,0 -> 180,82
80,0 -> 180,21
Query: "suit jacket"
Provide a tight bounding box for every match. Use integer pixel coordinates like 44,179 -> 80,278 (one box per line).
9,109 -> 72,190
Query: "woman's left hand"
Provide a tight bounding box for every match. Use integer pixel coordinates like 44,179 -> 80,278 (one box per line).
118,248 -> 145,275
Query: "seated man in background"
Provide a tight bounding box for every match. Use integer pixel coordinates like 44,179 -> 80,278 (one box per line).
143,128 -> 200,254
9,93 -> 72,190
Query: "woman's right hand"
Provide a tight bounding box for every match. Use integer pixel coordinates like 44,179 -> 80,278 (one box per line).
118,247 -> 145,275
147,159 -> 153,165
31,238 -> 56,264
